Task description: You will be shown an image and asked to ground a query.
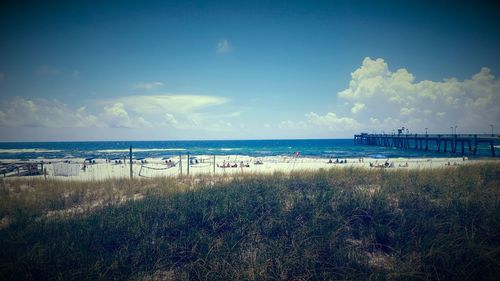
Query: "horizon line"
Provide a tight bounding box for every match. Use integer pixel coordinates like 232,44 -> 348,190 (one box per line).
0,137 -> 355,143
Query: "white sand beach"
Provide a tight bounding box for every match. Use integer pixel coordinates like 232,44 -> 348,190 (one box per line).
1,155 -> 493,181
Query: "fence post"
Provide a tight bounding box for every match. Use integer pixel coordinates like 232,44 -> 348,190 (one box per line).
213,155 -> 216,174
187,152 -> 190,176
129,145 -> 133,179
179,152 -> 182,177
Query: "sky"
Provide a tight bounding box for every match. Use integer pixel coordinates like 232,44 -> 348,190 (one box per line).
0,0 -> 499,141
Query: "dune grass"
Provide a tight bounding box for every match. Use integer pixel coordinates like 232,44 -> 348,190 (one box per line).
0,163 -> 499,280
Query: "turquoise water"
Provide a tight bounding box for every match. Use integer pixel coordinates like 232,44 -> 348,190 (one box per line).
0,139 -> 497,160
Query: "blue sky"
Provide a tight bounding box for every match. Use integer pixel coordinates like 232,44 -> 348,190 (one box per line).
0,0 -> 499,141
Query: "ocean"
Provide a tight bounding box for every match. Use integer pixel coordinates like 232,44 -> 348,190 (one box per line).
0,139 -> 497,161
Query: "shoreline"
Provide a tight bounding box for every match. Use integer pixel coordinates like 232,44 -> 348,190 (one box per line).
1,155 -> 496,181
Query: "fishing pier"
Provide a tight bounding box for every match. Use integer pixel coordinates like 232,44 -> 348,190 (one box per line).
354,133 -> 499,156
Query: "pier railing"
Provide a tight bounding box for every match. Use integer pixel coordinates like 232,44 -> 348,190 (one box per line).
354,133 -> 499,156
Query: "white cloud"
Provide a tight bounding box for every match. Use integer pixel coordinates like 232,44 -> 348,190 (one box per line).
334,57 -> 500,133
296,57 -> 500,135
164,113 -> 179,126
277,114 -> 361,133
100,102 -> 139,128
216,39 -> 232,54
0,97 -> 101,128
279,120 -> 296,128
305,112 -> 361,131
351,103 -> 366,114
107,94 -> 228,115
131,81 -> 164,90
0,94 -> 232,132
207,120 -> 233,131
278,120 -> 307,129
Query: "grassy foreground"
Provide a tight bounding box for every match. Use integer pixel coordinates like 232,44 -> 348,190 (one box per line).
0,164 -> 499,280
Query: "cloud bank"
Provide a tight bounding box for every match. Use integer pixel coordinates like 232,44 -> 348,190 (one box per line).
0,98 -> 100,128
1,57 -> 498,140
0,95 -> 231,132
305,57 -> 500,134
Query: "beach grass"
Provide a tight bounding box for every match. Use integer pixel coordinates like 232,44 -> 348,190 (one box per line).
0,163 -> 499,280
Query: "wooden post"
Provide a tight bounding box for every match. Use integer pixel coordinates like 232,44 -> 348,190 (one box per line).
129,145 -> 133,179
179,152 -> 182,177
213,155 -> 216,174
187,152 -> 190,177
41,162 -> 47,180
